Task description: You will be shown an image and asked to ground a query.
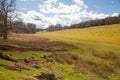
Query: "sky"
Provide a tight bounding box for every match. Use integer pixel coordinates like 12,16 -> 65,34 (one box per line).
16,0 -> 120,28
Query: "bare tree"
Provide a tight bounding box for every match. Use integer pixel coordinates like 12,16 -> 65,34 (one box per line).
0,11 -> 4,37
0,0 -> 16,39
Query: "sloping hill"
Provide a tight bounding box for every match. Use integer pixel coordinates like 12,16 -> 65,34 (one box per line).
37,24 -> 120,45
0,24 -> 120,80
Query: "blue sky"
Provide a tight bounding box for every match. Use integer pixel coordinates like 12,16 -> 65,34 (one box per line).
84,0 -> 120,14
16,0 -> 120,28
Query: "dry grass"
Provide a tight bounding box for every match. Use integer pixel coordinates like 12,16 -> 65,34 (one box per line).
93,51 -> 120,67
0,56 -> 44,71
45,53 -> 78,64
35,72 -> 57,80
75,57 -> 115,79
0,50 -> 17,62
93,51 -> 118,60
17,76 -> 37,80
0,33 -> 76,52
37,24 -> 120,44
9,33 -> 49,42
18,57 -> 43,69
0,63 -> 30,71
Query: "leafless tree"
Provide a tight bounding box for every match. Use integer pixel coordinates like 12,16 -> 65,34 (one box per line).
0,0 -> 16,39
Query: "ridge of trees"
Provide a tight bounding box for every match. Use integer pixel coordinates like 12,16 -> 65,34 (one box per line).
11,21 -> 36,34
69,14 -> 120,29
45,14 -> 120,32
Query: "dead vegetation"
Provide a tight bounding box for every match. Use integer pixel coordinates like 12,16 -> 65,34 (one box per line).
10,33 -> 76,52
0,44 -> 17,51
0,50 -> 44,70
93,51 -> 120,67
0,40 -> 76,52
15,41 -> 76,52
93,51 -> 119,60
18,57 -> 44,69
17,72 -> 62,80
75,57 -> 115,79
0,41 -> 76,52
0,57 -> 44,71
34,72 -> 57,80
17,76 -> 37,80
43,53 -> 78,64
0,63 -> 30,71
9,33 -> 49,42
0,50 -> 17,62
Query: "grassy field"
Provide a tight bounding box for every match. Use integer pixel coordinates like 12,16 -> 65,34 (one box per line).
37,24 -> 120,80
36,24 -> 120,53
36,24 -> 120,44
0,24 -> 120,80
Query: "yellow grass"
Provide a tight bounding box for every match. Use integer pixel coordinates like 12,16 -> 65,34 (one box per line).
36,24 -> 120,45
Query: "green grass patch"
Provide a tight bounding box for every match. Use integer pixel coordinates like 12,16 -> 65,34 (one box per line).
4,51 -> 51,59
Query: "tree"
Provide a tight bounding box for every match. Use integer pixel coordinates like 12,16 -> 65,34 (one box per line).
0,11 -> 4,37
26,23 -> 36,33
11,21 -> 36,33
0,0 -> 16,39
46,25 -> 54,32
55,24 -> 62,31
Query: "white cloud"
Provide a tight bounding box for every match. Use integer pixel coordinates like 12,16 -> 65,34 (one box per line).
73,0 -> 87,8
39,0 -> 86,14
45,0 -> 58,4
88,12 -> 109,19
17,0 -> 114,29
112,13 -> 119,16
58,2 -> 81,13
16,11 -> 50,28
20,0 -> 35,2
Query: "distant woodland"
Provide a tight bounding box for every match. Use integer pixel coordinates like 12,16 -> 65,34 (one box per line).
45,14 -> 120,32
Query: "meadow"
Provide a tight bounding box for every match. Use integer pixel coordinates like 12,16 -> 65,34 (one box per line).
36,24 -> 120,53
37,24 -> 120,44
0,24 -> 120,80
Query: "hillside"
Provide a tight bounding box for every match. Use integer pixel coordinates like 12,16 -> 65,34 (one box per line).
37,24 -> 120,45
0,0 -> 120,80
0,24 -> 120,80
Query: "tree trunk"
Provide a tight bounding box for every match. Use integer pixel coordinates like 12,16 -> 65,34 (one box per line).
3,29 -> 7,39
0,31 -> 3,37
0,25 -> 3,37
3,17 -> 8,39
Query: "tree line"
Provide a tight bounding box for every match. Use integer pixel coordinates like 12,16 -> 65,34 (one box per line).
46,24 -> 63,32
45,24 -> 69,32
0,0 -> 36,39
45,14 -> 120,32
10,21 -> 36,33
69,14 -> 120,29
